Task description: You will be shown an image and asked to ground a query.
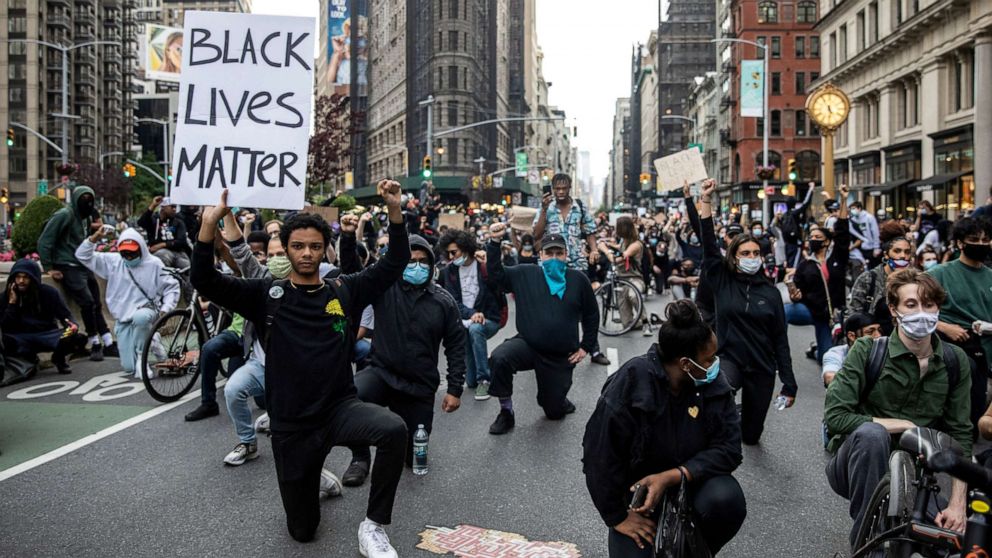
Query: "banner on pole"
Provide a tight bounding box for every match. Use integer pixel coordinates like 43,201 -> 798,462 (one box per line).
171,12 -> 316,210
740,60 -> 764,118
515,152 -> 528,177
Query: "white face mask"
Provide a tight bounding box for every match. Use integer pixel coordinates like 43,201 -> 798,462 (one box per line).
896,310 -> 940,340
737,257 -> 762,275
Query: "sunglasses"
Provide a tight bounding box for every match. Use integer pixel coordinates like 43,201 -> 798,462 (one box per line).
120,250 -> 141,261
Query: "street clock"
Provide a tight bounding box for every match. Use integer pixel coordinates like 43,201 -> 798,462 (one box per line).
805,83 -> 851,131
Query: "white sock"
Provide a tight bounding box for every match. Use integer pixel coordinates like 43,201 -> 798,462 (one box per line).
101,333 -> 114,347
88,335 -> 99,347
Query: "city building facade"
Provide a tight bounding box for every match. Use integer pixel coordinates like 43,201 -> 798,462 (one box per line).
815,0 -> 991,220
607,97 -> 631,208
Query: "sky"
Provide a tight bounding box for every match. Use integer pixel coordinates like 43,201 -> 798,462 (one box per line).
252,0 -> 661,189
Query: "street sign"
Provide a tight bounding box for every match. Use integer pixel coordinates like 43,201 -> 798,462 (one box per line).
764,185 -> 777,195
526,168 -> 539,185
493,176 -> 504,189
38,179 -> 48,195
688,143 -> 703,153
515,152 -> 528,177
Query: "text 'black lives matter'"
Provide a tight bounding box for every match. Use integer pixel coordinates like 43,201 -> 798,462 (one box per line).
175,27 -> 310,191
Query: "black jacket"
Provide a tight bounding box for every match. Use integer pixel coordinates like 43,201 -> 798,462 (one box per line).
701,216 -> 797,396
438,260 -> 503,324
793,217 -> 850,322
0,259 -> 75,334
582,345 -> 742,527
367,234 -> 467,399
138,210 -> 190,255
486,240 -> 599,356
684,193 -> 715,323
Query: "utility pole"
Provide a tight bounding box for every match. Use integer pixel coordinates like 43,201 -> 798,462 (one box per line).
419,95 -> 435,174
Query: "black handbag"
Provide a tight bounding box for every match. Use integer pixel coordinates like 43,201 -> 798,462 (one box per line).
654,473 -> 712,558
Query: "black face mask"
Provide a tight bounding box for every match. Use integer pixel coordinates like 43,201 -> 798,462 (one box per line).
77,197 -> 94,216
962,242 -> 991,262
809,239 -> 826,253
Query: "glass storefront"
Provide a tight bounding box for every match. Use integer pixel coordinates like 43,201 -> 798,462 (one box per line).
883,141 -> 921,219
926,126 -> 975,219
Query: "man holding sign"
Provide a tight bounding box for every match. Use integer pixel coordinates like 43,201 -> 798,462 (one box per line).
191,180 -> 409,557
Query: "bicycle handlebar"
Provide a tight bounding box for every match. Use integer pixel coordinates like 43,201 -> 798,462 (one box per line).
928,450 -> 992,493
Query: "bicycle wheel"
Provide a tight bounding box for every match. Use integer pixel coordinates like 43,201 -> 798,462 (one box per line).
595,280 -> 643,336
140,309 -> 206,403
852,474 -> 900,557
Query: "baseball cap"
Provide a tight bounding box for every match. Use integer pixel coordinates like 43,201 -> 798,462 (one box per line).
117,239 -> 141,254
726,224 -> 744,238
160,197 -> 176,207
540,233 -> 567,251
824,199 -> 839,212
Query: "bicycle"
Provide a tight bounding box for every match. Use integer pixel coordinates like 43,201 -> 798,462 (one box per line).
851,426 -> 966,558
140,266 -> 232,403
595,264 -> 644,336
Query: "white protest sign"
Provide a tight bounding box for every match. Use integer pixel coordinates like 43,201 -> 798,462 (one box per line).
171,12 -> 315,210
653,148 -> 709,193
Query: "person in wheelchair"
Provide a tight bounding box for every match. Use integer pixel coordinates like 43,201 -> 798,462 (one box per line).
825,268 -> 972,546
582,299 -> 746,557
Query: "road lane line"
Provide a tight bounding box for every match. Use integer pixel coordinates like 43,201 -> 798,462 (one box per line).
0,384 -> 209,483
607,348 -> 619,376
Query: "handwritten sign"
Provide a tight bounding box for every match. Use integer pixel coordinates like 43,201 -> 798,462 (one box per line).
171,12 -> 315,210
301,205 -> 339,225
653,148 -> 709,193
439,213 -> 465,231
508,206 -> 537,232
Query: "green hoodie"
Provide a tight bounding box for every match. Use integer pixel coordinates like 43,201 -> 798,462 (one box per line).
37,186 -> 97,271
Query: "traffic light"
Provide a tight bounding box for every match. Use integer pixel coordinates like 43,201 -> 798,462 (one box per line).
6,128 -> 14,147
787,158 -> 798,183
0,188 -> 8,204
122,164 -> 130,177
639,173 -> 651,186
422,156 -> 432,179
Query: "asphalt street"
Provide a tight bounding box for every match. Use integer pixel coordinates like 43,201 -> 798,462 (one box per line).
0,291 -> 851,557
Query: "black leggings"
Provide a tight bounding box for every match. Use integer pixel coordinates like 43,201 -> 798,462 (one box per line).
271,397 -> 406,542
349,366 -> 435,466
57,266 -> 110,339
721,358 -> 776,445
607,475 -> 747,557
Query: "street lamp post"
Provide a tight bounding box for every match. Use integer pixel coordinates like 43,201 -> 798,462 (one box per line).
711,38 -> 770,225
135,118 -> 172,194
7,39 -> 119,165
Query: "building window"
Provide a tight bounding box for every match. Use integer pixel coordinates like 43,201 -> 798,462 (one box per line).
950,50 -> 974,113
810,36 -> 820,58
8,87 -> 24,103
771,36 -> 781,58
839,24 -> 848,63
796,1 -> 817,23
868,1 -> 879,45
897,78 -> 919,129
857,10 -> 866,51
796,110 -> 807,136
796,36 -> 805,58
449,30 -> 459,51
771,110 -> 781,136
758,1 -> 778,23
756,117 -> 763,137
895,0 -> 903,24
448,65 -> 458,90
449,138 -> 459,165
795,72 -> 806,95
829,32 -> 837,68
448,100 -> 458,126
861,95 -> 879,140
8,17 -> 27,33
771,72 -> 781,95
449,0 -> 459,18
9,42 -> 26,55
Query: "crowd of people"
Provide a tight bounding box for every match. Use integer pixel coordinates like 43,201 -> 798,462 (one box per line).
4,171 -> 992,557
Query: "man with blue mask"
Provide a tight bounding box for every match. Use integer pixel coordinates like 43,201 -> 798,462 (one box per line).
484,225 -> 600,435
341,233 -> 467,488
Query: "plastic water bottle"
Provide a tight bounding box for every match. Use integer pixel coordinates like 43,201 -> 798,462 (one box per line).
412,424 -> 429,475
774,395 -> 789,411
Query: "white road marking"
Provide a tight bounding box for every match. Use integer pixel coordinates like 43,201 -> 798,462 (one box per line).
0,382 -> 214,483
606,348 -> 619,376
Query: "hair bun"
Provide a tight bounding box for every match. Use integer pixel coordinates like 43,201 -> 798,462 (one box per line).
665,299 -> 701,328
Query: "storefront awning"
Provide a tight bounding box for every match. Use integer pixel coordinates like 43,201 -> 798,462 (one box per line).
906,171 -> 973,192
852,179 -> 913,195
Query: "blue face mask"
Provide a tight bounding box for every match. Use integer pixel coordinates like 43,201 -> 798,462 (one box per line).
539,257 -> 567,299
123,256 -> 141,268
452,255 -> 467,266
923,260 -> 939,271
686,356 -> 720,386
403,262 -> 430,285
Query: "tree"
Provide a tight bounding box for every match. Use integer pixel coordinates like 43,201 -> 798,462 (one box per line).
308,94 -> 351,196
12,195 -> 63,257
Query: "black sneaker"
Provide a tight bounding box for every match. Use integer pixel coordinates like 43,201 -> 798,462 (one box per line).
590,353 -> 611,366
563,399 -> 576,415
184,403 -> 219,422
489,409 -> 516,435
53,352 -> 72,374
805,342 -> 817,361
89,344 -> 104,362
102,343 -> 120,358
342,460 -> 370,487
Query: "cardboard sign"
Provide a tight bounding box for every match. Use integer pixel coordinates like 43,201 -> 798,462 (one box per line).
439,213 -> 465,231
508,205 -> 537,232
301,205 -> 339,225
654,148 -> 709,193
171,12 -> 316,210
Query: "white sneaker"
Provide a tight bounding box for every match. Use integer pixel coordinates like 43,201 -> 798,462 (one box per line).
223,441 -> 258,466
358,519 -> 398,558
319,468 -> 343,499
253,413 -> 270,434
642,323 -> 653,337
150,332 -> 167,360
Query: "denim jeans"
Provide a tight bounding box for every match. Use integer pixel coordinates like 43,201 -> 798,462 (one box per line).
465,320 -> 500,387
198,330 -> 244,405
114,308 -> 158,374
784,302 -> 834,364
224,356 -> 265,444
354,339 -> 371,363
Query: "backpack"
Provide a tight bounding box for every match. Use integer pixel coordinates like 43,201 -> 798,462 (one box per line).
478,263 -> 509,329
861,336 -> 961,408
261,277 -> 354,353
780,210 -> 802,244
